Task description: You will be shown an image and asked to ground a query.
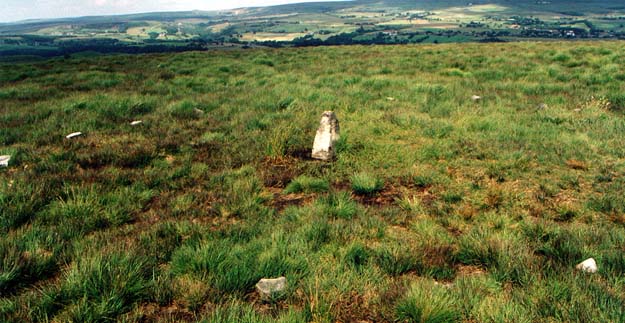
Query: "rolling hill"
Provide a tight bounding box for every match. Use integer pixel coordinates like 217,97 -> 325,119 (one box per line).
1,0 -> 625,57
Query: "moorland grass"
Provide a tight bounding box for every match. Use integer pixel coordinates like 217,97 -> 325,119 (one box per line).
2,41 -> 625,322
284,176 -> 330,194
351,172 -> 384,195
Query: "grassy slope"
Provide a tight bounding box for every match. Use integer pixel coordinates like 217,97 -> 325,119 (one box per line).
1,41 -> 625,322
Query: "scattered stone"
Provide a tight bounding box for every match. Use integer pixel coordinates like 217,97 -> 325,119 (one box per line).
576,258 -> 597,273
65,132 -> 82,139
386,97 -> 396,101
255,277 -> 287,301
537,103 -> 549,110
471,95 -> 482,101
312,111 -> 340,161
574,108 -> 582,112
130,120 -> 143,126
0,155 -> 10,167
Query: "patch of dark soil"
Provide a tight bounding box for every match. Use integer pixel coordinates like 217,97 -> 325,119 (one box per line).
456,264 -> 486,277
423,244 -> 457,269
331,180 -> 351,191
245,289 -> 291,318
134,303 -> 196,323
445,226 -> 463,237
267,187 -> 314,211
288,148 -> 315,161
376,281 -> 409,321
397,175 -> 428,190
273,193 -> 308,211
331,177 -> 439,208
146,194 -> 169,215
566,159 -> 589,171
334,291 -> 389,323
190,142 -> 228,170
356,185 -> 401,206
75,151 -> 113,170
418,192 -> 438,209
259,156 -> 302,188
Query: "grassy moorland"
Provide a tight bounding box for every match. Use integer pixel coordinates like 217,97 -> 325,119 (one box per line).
1,41 -> 625,322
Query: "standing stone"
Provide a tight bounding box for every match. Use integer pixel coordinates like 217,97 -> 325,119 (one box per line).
576,258 -> 597,273
312,111 -> 340,161
255,277 -> 287,301
0,155 -> 10,167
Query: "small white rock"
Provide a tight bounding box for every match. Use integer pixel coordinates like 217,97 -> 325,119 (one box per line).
0,155 -> 10,167
576,258 -> 597,273
471,95 -> 482,101
573,108 -> 582,112
66,132 -> 83,139
194,108 -> 204,114
386,97 -> 396,101
130,120 -> 143,126
255,277 -> 287,301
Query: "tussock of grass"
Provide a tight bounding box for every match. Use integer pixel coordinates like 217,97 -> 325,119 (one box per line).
211,166 -> 271,218
171,240 -> 259,295
168,100 -> 202,120
304,219 -> 332,251
0,180 -> 49,232
171,235 -> 307,298
317,191 -> 358,219
57,253 -> 151,322
457,227 -> 534,286
0,237 -> 57,294
284,176 -> 329,194
94,96 -> 155,122
351,172 -> 384,195
395,280 -> 461,323
138,222 -> 183,263
375,244 -> 422,276
345,242 -> 370,270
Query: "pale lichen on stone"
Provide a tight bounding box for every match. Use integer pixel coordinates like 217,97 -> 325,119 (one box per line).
311,111 -> 340,161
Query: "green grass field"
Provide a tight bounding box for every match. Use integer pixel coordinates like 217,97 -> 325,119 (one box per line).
2,41 -> 625,322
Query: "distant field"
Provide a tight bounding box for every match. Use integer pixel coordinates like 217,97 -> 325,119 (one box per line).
2,41 -> 625,322
241,32 -> 307,41
1,0 -> 625,57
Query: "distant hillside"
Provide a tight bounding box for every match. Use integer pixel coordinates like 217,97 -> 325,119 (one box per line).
1,0 -> 624,57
